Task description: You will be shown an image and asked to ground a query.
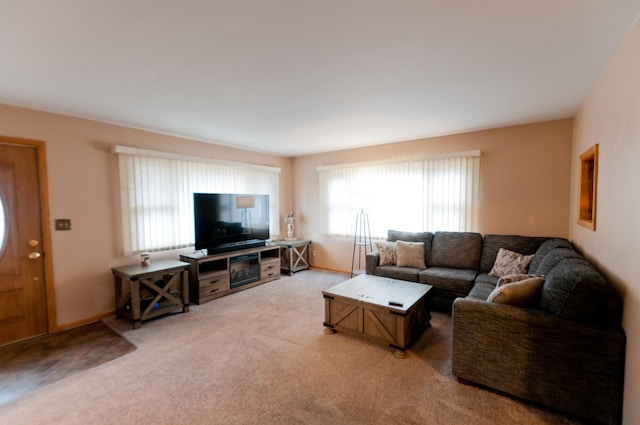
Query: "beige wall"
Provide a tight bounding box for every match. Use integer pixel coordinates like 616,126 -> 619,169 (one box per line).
572,18 -> 640,425
291,119 -> 573,272
0,104 -> 292,328
0,103 -> 572,327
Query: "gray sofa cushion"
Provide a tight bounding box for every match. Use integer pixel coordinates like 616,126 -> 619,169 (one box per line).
474,272 -> 498,286
419,267 -> 477,297
387,230 -> 433,267
528,238 -> 574,273
540,258 -> 608,322
428,231 -> 482,270
534,247 -> 584,276
374,265 -> 420,282
479,234 -> 550,273
467,281 -> 495,301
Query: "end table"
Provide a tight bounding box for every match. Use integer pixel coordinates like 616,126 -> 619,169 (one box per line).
112,260 -> 190,329
272,239 -> 311,275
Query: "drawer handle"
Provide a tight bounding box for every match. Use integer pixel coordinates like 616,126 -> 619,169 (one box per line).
206,278 -> 222,285
207,287 -> 220,294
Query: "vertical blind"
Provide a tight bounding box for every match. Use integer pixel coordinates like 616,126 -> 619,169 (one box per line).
116,147 -> 280,255
318,151 -> 480,238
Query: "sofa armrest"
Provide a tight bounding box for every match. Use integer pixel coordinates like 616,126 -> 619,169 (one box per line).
452,298 -> 625,424
366,251 -> 379,275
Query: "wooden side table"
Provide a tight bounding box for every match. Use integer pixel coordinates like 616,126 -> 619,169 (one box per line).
112,260 -> 190,329
272,240 -> 311,275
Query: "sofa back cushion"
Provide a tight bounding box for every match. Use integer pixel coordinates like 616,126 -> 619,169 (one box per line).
479,234 -> 550,273
428,231 -> 482,270
528,238 -> 574,273
540,258 -> 609,322
595,283 -> 624,326
533,247 -> 584,276
387,230 -> 433,267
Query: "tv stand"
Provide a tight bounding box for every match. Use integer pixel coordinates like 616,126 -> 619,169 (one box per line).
205,239 -> 266,255
180,244 -> 280,305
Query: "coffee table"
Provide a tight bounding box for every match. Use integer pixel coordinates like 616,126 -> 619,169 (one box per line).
322,274 -> 432,358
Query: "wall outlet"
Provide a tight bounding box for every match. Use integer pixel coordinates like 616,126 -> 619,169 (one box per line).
55,219 -> 72,231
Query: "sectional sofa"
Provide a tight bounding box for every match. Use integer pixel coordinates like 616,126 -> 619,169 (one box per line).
365,230 -> 625,425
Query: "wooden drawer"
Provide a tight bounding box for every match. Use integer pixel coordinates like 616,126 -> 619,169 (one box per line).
199,273 -> 229,298
199,280 -> 229,299
261,260 -> 280,279
261,256 -> 279,265
199,269 -> 227,282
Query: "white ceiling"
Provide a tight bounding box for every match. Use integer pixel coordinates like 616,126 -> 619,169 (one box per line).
1,1 -> 639,156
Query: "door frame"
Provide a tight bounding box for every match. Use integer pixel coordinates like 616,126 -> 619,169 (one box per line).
0,135 -> 57,334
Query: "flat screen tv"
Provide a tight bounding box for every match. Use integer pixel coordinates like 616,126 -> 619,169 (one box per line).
194,193 -> 270,254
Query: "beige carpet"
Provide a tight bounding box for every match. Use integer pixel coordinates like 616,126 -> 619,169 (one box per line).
0,269 -> 584,424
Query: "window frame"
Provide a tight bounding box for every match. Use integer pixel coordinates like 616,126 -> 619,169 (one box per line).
578,144 -> 598,231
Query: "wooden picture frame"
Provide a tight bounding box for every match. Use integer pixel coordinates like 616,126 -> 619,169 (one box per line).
578,144 -> 598,230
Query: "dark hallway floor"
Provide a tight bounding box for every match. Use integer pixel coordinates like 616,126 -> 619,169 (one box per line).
0,321 -> 135,405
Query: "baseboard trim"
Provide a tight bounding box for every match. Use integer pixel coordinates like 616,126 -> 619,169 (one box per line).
53,310 -> 116,333
308,265 -> 351,274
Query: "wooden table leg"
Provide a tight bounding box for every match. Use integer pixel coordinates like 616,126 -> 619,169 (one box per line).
181,269 -> 190,312
130,279 -> 141,329
393,348 -> 407,359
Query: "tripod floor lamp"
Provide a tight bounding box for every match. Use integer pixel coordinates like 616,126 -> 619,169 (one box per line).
350,193 -> 372,277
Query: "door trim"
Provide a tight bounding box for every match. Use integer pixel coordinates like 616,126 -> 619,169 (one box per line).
0,136 -> 57,334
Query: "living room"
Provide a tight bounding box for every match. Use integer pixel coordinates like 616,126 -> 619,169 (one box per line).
1,2 -> 639,424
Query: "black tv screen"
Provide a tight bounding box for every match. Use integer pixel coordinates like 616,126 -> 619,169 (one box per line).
194,193 -> 270,253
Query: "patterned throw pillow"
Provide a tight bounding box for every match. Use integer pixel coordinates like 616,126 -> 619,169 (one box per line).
375,241 -> 397,266
497,273 -> 539,286
489,248 -> 534,277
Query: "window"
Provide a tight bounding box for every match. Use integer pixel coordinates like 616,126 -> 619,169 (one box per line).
115,146 -> 280,255
318,151 -> 480,238
578,144 -> 598,231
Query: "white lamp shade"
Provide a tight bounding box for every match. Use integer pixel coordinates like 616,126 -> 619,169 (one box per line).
236,195 -> 255,209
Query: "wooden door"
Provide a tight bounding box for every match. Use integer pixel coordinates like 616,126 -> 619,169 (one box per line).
0,142 -> 48,345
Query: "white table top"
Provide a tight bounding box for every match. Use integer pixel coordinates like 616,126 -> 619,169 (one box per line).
322,274 -> 431,313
